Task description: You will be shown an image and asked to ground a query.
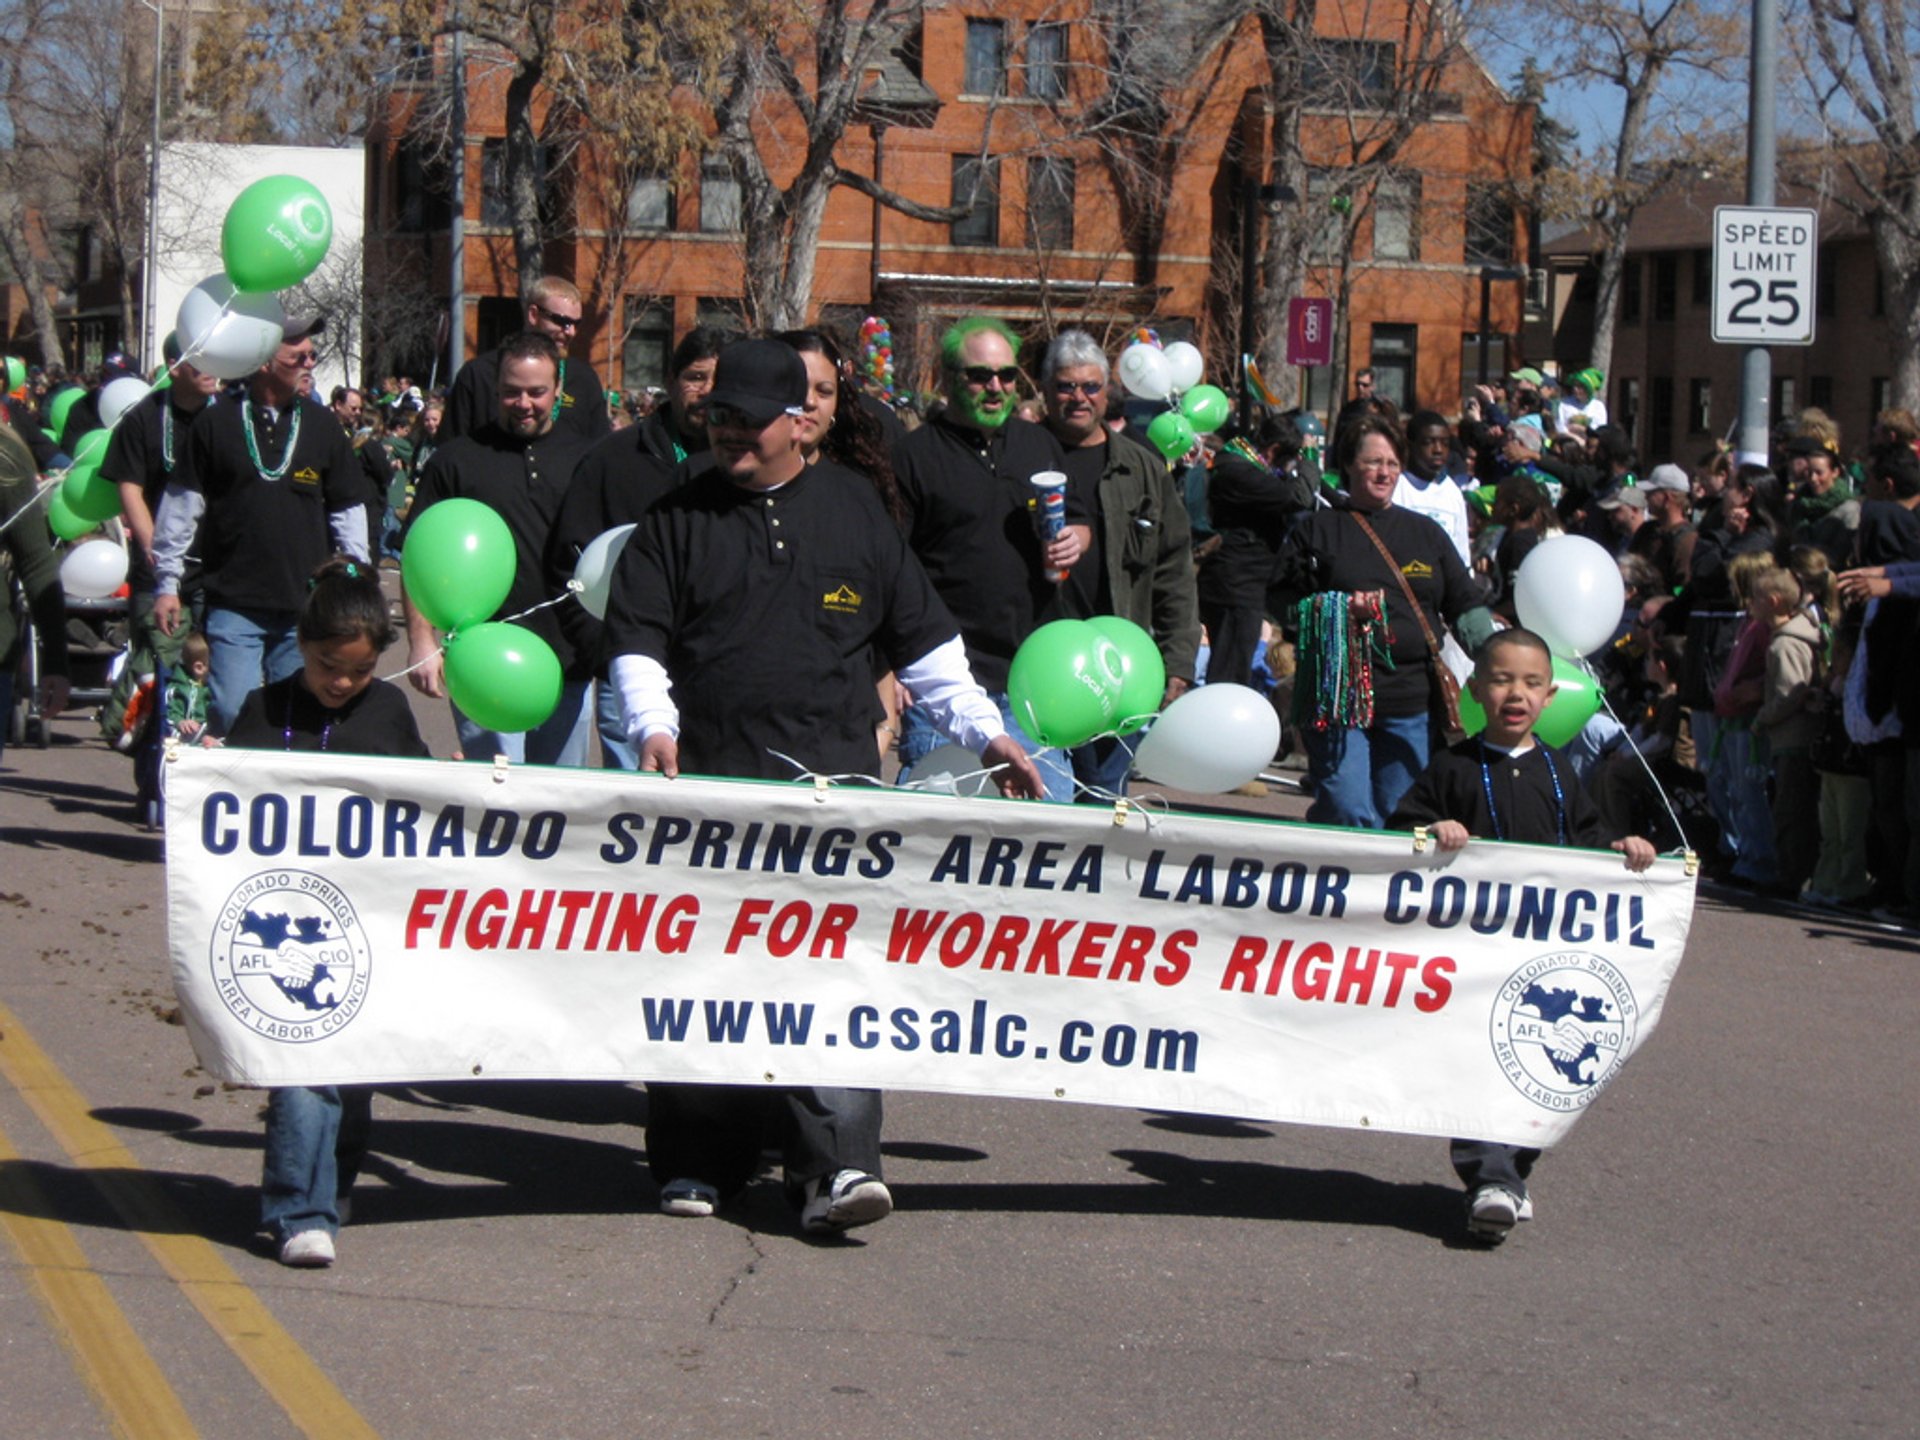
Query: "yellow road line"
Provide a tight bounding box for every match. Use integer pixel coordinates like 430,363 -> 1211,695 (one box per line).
0,1002 -> 379,1440
0,1121 -> 201,1438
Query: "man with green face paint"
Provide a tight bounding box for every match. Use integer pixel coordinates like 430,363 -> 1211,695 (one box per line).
893,316 -> 1088,800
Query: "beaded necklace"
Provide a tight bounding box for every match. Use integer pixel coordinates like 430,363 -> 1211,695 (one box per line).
243,401 -> 302,481
1223,436 -> 1265,469
1478,740 -> 1566,844
283,684 -> 333,752
1291,590 -> 1393,732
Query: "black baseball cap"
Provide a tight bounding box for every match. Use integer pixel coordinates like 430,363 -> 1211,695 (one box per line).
283,314 -> 327,343
705,339 -> 807,426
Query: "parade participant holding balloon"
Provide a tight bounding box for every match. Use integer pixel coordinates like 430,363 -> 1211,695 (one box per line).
1039,329 -> 1201,796
441,276 -> 610,445
57,351 -> 141,458
1197,414 -> 1316,689
602,337 -> 1043,1235
1390,627 -> 1656,1247
893,316 -> 1084,801
1272,414 -> 1493,829
150,317 -> 368,733
1393,411 -> 1472,564
0,421 -> 68,762
223,558 -> 430,1268
403,331 -> 594,766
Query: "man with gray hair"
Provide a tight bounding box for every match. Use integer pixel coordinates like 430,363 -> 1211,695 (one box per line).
1039,329 -> 1201,797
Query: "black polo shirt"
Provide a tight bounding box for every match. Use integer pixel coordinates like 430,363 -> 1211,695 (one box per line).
892,414 -> 1079,690
548,424 -> 682,677
173,393 -> 361,614
441,348 -> 611,445
405,424 -> 592,677
603,459 -> 958,781
101,389 -> 215,595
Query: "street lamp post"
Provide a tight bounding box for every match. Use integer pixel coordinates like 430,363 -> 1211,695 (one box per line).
139,0 -> 162,368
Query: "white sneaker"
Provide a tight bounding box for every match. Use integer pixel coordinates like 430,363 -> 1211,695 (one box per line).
1466,1186 -> 1528,1245
278,1229 -> 336,1267
659,1178 -> 719,1217
801,1169 -> 892,1234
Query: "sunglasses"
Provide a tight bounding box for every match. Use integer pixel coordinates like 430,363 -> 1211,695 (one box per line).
963,366 -> 1021,387
707,402 -> 799,430
1052,379 -> 1103,398
534,305 -> 580,331
283,350 -> 319,367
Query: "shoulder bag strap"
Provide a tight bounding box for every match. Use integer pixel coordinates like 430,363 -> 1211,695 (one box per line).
1349,510 -> 1446,661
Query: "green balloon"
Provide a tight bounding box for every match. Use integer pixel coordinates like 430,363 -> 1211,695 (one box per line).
4,357 -> 23,391
46,386 -> 81,437
222,174 -> 334,292
62,462 -> 122,522
1179,384 -> 1231,434
443,623 -> 563,734
1457,654 -> 1602,747
68,427 -> 111,469
1146,410 -> 1197,461
1007,619 -> 1125,749
401,497 -> 517,633
46,487 -> 93,541
1087,615 -> 1165,735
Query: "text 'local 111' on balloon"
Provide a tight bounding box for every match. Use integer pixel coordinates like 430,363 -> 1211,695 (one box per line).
222,176 -> 334,293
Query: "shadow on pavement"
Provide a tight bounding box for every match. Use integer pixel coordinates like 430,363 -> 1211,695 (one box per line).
0,825 -> 160,864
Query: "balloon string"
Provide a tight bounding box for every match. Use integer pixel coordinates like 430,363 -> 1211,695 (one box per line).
0,369 -> 164,540
0,475 -> 61,540
1584,657 -> 1692,857
386,587 -> 581,682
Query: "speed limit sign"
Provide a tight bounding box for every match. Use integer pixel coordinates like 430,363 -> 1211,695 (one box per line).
1712,205 -> 1818,346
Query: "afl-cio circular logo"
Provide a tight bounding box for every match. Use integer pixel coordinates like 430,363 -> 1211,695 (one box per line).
210,871 -> 369,1043
1489,950 -> 1638,1112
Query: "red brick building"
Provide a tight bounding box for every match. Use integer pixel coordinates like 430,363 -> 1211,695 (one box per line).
365,0 -> 1535,418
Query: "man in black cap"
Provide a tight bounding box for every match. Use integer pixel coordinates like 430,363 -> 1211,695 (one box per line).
603,335 -> 1043,1236
442,276 -> 610,444
150,315 -> 367,731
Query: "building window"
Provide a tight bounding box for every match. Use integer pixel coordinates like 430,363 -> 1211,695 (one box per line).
1618,377 -> 1641,441
1809,374 -> 1833,411
952,155 -> 999,247
1303,39 -> 1395,107
1873,376 -> 1891,414
1464,183 -> 1514,267
1650,375 -> 1674,457
621,297 -> 673,391
1025,23 -> 1067,101
1654,253 -> 1677,321
699,159 -> 741,233
396,139 -> 450,233
1305,169 -> 1346,263
626,174 -> 672,231
1621,257 -> 1642,324
1773,375 -> 1795,416
398,40 -> 433,85
480,140 -> 551,229
964,19 -> 1006,95
1372,171 -> 1419,262
1692,247 -> 1711,306
476,296 -> 520,354
1026,157 -> 1074,250
1689,378 -> 1712,434
697,297 -> 747,333
1369,323 -> 1417,412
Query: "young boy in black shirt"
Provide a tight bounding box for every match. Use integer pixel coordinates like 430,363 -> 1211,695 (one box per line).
1390,628 -> 1656,1244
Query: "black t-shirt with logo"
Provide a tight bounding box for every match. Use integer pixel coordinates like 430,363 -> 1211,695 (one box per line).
441,348 -> 611,446
101,389 -> 215,596
603,459 -> 957,781
172,394 -> 360,614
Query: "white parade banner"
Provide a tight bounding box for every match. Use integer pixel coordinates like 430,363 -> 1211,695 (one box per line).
164,747 -> 1698,1150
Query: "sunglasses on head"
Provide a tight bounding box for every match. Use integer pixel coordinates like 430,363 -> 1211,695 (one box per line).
963,365 -> 1021,387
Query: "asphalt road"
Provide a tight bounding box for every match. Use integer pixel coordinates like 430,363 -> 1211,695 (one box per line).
2,695 -> 1917,1440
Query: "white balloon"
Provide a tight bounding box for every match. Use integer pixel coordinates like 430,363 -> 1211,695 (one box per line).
1116,343 -> 1172,401
1161,340 -> 1204,394
903,742 -> 997,798
175,272 -> 285,381
97,376 -> 150,429
1512,533 -> 1627,659
1130,683 -> 1279,793
571,523 -> 637,620
60,538 -> 127,599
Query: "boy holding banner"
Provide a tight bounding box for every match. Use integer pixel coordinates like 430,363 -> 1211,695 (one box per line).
1389,628 -> 1655,1244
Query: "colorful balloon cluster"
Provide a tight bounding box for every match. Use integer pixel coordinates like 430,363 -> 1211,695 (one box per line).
1115,337 -> 1231,460
176,175 -> 335,382
857,316 -> 897,397
401,498 -> 563,734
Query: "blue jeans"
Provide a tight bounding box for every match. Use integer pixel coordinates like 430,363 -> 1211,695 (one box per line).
594,678 -> 638,770
896,695 -> 1075,803
1069,733 -> 1138,802
206,606 -> 303,734
1304,711 -> 1431,830
452,677 -> 592,766
261,1085 -> 372,1241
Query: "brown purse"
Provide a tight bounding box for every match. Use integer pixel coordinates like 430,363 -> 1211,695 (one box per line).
1349,511 -> 1467,744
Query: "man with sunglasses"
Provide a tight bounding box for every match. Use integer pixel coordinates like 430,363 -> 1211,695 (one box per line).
893,316 -> 1086,800
150,315 -> 368,731
441,276 -> 611,445
602,337 -> 1043,1234
1039,330 -> 1201,797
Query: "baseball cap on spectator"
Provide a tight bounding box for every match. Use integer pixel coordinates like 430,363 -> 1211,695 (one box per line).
101,350 -> 139,382
282,314 -> 327,343
1598,486 -> 1649,511
704,339 -> 807,425
162,331 -> 183,365
1644,463 -> 1691,494
1508,367 -> 1545,388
